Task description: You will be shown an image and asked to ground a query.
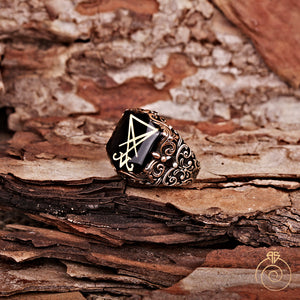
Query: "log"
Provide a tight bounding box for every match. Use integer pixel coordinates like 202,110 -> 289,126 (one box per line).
0,115 -> 299,298
0,0 -> 299,298
0,117 -> 299,248
213,0 -> 300,87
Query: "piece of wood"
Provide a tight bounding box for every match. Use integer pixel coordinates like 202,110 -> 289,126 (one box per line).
147,268 -> 300,300
213,0 -> 300,87
0,224 -> 205,288
0,234 -> 299,297
0,169 -> 299,247
1,0 -> 300,130
5,292 -> 86,300
0,116 -> 299,248
0,0 -> 300,298
0,259 -> 148,297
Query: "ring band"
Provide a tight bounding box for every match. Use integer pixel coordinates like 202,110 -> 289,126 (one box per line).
106,108 -> 200,186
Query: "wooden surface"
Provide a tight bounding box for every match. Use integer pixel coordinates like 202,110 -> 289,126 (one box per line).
0,112 -> 299,298
0,0 -> 299,299
213,0 -> 300,87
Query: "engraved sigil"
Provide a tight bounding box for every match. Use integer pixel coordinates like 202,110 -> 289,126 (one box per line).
112,114 -> 159,172
125,110 -> 200,186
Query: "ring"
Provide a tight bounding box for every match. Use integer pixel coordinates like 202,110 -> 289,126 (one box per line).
106,108 -> 200,186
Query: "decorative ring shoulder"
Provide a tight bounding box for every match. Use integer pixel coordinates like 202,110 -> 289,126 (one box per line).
106,108 -> 200,187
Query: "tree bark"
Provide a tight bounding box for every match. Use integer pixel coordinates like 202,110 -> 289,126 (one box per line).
0,0 -> 299,298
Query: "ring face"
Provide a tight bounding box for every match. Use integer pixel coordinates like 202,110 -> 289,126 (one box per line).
106,108 -> 200,187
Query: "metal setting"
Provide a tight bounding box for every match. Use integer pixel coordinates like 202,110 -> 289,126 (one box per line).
107,108 -> 200,187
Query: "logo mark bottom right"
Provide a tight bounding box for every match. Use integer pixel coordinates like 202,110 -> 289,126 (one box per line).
255,250 -> 292,291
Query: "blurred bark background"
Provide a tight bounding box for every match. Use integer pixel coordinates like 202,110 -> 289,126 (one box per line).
0,0 -> 299,299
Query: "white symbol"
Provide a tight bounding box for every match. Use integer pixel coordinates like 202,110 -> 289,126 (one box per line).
113,114 -> 159,172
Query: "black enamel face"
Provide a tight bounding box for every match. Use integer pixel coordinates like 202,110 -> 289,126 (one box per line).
106,110 -> 161,173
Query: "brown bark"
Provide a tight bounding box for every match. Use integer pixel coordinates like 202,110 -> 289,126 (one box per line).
0,116 -> 299,297
0,0 -> 299,298
213,0 -> 300,87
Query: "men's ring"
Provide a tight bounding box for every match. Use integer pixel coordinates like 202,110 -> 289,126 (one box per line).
106,108 -> 200,187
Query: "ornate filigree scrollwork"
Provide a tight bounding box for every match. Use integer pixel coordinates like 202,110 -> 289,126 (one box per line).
123,109 -> 200,187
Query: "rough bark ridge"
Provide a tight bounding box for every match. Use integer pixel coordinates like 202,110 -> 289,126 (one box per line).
0,0 -> 299,299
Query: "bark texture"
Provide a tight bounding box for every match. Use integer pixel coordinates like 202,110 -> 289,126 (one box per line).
213,0 -> 300,87
0,0 -> 299,298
